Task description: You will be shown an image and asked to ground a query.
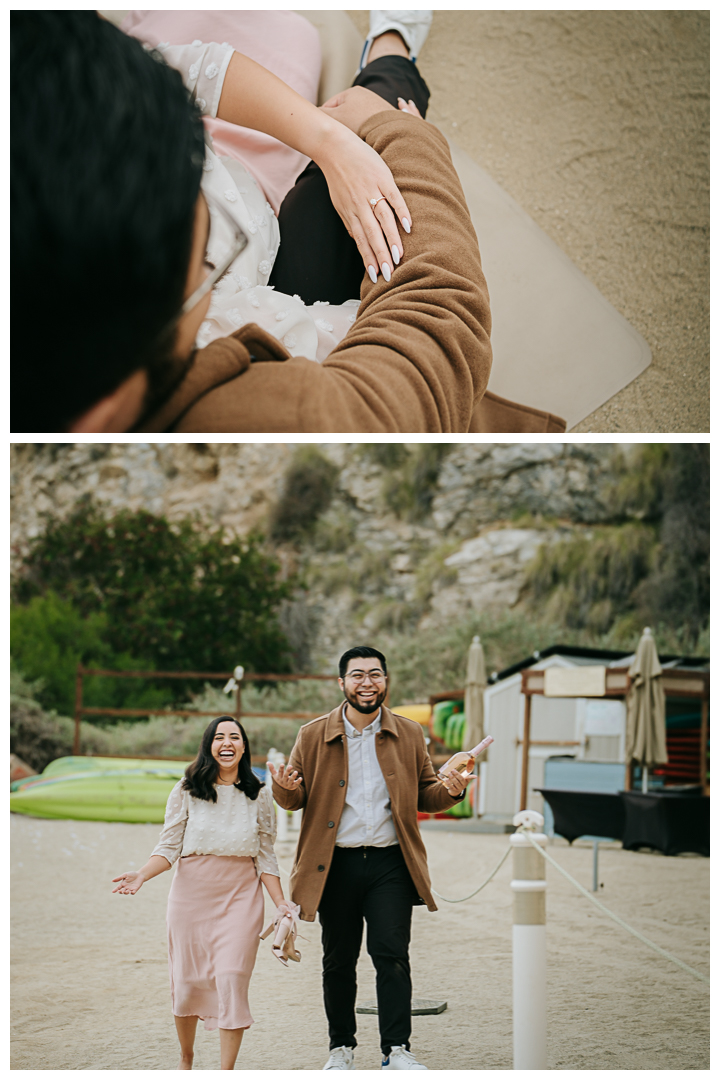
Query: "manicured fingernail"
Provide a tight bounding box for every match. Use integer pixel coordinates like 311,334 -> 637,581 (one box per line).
398,97 -> 407,106
409,100 -> 416,109
381,262 -> 391,281
402,218 -> 411,234
391,245 -> 401,265
368,265 -> 377,283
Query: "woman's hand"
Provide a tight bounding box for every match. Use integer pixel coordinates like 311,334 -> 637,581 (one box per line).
317,89 -> 413,283
398,97 -> 424,119
217,54 -> 412,284
112,871 -> 145,895
268,762 -> 303,790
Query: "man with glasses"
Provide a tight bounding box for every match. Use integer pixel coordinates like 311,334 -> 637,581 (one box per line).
13,11 -> 509,434
269,646 -> 472,1070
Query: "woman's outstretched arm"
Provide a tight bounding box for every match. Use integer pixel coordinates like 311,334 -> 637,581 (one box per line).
112,854 -> 171,895
259,873 -> 286,908
217,51 -> 410,284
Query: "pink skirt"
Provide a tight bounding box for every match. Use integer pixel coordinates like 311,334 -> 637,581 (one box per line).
167,854 -> 264,1031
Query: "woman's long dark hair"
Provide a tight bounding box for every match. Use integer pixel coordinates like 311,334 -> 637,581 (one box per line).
182,716 -> 263,803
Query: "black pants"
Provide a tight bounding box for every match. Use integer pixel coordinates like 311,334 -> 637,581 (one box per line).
317,845 -> 419,1056
268,56 -> 431,305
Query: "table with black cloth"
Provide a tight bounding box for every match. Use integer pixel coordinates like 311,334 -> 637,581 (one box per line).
536,788 -> 709,856
620,790 -> 709,857
535,789 -> 625,844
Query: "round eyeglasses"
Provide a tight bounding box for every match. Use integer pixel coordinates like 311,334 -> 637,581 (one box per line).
153,188 -> 250,346
180,189 -> 249,318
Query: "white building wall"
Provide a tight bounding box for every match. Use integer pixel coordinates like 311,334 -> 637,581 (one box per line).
482,675 -> 522,816
481,656 -> 626,818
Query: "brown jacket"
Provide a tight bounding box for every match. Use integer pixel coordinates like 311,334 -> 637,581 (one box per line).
272,704 -> 461,922
141,111 -> 565,434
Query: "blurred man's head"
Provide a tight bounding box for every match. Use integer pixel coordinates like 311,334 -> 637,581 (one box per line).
11,11 -> 208,431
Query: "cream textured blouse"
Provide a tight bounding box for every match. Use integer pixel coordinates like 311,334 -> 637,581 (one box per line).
152,780 -> 280,877
134,37 -> 360,363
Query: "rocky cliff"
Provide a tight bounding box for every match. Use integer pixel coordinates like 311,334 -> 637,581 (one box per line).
11,443 -> 620,671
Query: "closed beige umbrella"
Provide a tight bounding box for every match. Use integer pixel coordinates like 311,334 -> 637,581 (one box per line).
463,635 -> 487,818
463,635 -> 486,751
625,627 -> 667,792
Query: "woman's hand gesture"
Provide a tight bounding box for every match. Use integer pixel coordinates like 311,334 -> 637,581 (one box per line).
317,89 -> 414,285
112,871 -> 145,895
268,762 -> 303,790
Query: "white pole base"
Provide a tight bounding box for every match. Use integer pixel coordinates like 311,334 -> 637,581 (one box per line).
513,924 -> 547,1069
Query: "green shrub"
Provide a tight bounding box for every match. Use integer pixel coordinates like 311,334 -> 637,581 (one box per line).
524,524 -> 657,632
10,591 -> 174,718
382,445 -> 452,522
523,444 -> 709,648
10,671 -> 114,771
269,447 -> 339,542
357,444 -> 410,470
12,502 -> 292,714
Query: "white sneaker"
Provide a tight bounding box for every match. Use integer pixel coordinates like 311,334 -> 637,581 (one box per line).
359,10 -> 433,70
381,1046 -> 428,1070
323,1046 -> 355,1070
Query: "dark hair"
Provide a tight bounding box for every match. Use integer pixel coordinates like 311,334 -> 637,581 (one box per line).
338,646 -> 388,680
182,716 -> 263,803
11,11 -> 206,431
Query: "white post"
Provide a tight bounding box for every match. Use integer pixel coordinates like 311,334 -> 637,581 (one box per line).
511,810 -> 547,1070
290,808 -> 302,832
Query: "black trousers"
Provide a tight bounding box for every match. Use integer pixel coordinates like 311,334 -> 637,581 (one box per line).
268,56 -> 431,305
317,845 -> 419,1056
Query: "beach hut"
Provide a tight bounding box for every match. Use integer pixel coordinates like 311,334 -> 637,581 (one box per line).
435,644 -> 708,824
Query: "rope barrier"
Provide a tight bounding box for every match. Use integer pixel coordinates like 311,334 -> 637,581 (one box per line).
521,829 -> 709,986
277,845 -> 514,904
431,842 -> 512,903
277,830 -> 707,986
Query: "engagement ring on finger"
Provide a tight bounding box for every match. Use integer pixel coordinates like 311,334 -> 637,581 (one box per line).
370,196 -> 388,209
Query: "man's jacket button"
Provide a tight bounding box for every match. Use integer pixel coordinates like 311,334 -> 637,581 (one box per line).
328,821 -> 334,828
339,780 -> 345,787
318,865 -> 325,872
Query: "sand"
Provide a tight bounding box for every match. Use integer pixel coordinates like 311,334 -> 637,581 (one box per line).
11,813 -> 708,1070
348,10 -> 709,433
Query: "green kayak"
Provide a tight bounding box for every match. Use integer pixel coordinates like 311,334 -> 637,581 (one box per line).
9,756 -> 188,823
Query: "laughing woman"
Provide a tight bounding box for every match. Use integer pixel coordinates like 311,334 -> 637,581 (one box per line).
113,716 -> 291,1070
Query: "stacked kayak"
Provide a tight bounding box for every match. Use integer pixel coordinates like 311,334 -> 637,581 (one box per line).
10,756 -> 188,823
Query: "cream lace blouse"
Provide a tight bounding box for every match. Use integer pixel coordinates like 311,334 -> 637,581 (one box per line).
141,39 -> 360,362
152,779 -> 280,877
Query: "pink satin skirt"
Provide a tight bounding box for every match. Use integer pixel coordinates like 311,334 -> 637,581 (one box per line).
167,854 -> 264,1031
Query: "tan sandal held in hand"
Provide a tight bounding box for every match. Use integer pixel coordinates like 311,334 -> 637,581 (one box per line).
260,902 -> 302,966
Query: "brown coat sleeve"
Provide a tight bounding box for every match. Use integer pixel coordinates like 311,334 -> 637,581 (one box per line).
171,111 -> 492,433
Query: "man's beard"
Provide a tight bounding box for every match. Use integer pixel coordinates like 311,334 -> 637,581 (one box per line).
344,685 -> 387,714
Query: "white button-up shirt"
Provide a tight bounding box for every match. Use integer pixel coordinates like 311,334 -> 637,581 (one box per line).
335,706 -> 398,848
